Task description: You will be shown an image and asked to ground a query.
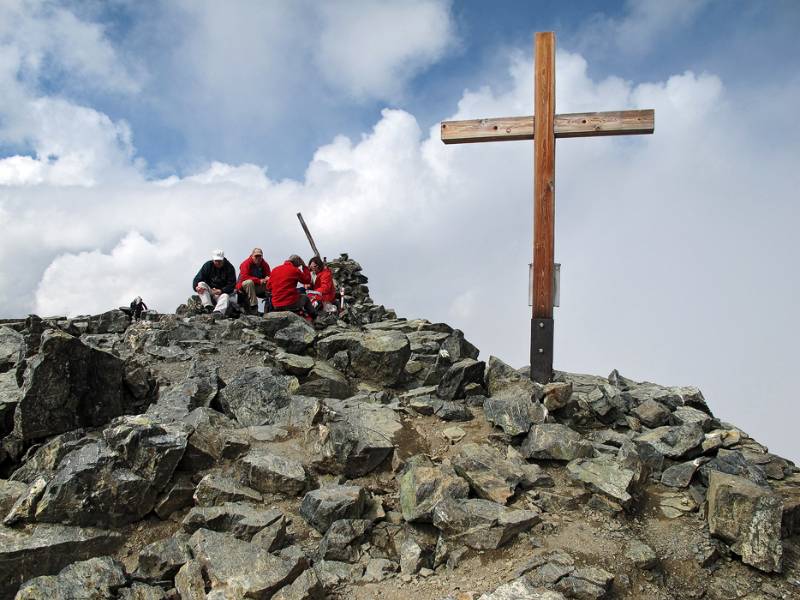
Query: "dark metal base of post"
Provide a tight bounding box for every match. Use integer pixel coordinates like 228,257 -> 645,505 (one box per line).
530,317 -> 554,383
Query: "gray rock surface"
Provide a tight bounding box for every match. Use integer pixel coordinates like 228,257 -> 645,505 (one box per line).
452,442 -> 526,504
521,424 -> 594,461
240,450 -> 307,496
217,366 -> 297,426
14,556 -> 127,600
432,497 -> 541,550
399,459 -> 469,522
300,485 -> 367,533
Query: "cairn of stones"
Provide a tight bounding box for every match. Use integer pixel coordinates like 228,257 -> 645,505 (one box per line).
0,255 -> 799,599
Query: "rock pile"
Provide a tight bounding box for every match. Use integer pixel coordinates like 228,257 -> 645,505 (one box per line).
0,257 -> 799,599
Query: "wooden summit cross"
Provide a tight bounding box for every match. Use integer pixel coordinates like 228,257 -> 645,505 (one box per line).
441,32 -> 654,383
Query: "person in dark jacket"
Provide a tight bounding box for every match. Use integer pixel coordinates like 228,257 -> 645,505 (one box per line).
267,254 -> 317,317
193,249 -> 237,316
236,247 -> 271,315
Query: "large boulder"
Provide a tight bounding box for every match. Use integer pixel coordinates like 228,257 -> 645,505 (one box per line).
399,459 -> 470,522
316,330 -> 410,385
0,524 -> 122,598
13,330 -> 150,441
300,485 -> 367,533
314,399 -> 401,477
256,312 -> 317,353
452,443 -> 530,504
707,471 -> 783,573
635,424 -> 705,459
432,498 -> 540,550
187,528 -> 306,598
484,396 -> 547,437
15,556 -> 127,600
217,366 -> 298,426
437,359 -> 485,400
182,503 -> 284,541
566,457 -> 638,510
296,362 -> 352,399
32,416 -> 188,528
521,424 -> 594,461
240,450 -> 308,496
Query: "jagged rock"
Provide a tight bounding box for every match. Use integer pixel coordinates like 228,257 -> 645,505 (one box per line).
554,566 -> 613,599
399,459 -> 469,522
452,443 -> 527,504
440,329 -> 479,361
661,459 -> 703,488
148,361 -> 220,422
542,382 -> 572,411
699,449 -> 769,486
1,370 -> 20,438
256,312 -> 317,353
0,325 -> 24,371
316,330 -> 411,385
437,358 -> 485,400
318,519 -> 372,562
4,476 -> 47,525
14,556 -> 127,600
10,429 -> 95,483
240,450 -> 307,496
272,568 -> 324,600
625,539 -> 658,569
217,366 -> 297,426
632,399 -> 671,428
0,524 -> 122,598
521,424 -> 594,461
182,502 -> 284,541
432,497 -> 540,550
154,474 -> 195,518
566,456 -> 638,509
251,515 -> 289,552
657,490 -> 699,518
442,426 -> 466,443
135,535 -> 192,580
13,330 -> 150,441
32,416 -> 187,528
485,356 -> 540,399
362,559 -> 397,583
274,352 -> 315,376
484,396 -> 547,437
634,423 -> 704,459
117,583 -> 167,600
0,479 -> 27,515
478,579 -> 566,600
300,485 -> 367,533
314,399 -> 401,477
707,471 -> 783,572
672,405 -> 713,430
187,528 -> 307,598
194,473 -> 263,506
313,560 -> 363,589
174,560 -> 206,600
532,486 -> 590,512
297,361 -> 352,399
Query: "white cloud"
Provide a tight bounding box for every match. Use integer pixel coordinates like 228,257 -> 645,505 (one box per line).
315,0 -> 456,100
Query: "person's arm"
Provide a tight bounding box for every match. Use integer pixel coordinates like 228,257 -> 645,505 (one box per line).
263,262 -> 271,278
237,260 -> 259,288
193,263 -> 206,291
317,271 -> 334,300
298,265 -> 312,285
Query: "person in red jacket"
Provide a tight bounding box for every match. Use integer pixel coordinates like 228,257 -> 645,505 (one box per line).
236,247 -> 271,315
267,254 -> 317,317
306,256 -> 336,309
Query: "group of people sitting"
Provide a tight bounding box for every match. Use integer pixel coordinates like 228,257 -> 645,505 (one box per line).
192,247 -> 336,319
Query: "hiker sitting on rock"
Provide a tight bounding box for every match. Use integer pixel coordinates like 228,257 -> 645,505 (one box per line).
306,256 -> 336,311
193,249 -> 236,316
267,254 -> 317,318
236,247 -> 271,315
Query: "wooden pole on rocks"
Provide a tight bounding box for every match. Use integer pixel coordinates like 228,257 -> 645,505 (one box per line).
296,212 -> 321,259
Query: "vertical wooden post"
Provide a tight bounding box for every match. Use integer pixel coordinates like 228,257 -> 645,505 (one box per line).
531,32 -> 556,383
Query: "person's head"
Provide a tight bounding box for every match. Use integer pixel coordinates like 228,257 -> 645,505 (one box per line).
211,249 -> 225,267
251,247 -> 264,263
288,254 -> 302,267
309,256 -> 324,273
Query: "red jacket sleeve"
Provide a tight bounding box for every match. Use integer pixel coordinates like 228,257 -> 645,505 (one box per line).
237,258 -> 267,290
314,270 -> 335,303
298,266 -> 311,285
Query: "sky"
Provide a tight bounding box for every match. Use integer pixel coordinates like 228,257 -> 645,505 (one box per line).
0,0 -> 799,461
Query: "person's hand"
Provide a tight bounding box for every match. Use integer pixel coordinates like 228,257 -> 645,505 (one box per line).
262,277 -> 269,284
195,285 -> 203,294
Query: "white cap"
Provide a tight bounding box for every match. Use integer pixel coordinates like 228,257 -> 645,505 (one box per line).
211,249 -> 224,260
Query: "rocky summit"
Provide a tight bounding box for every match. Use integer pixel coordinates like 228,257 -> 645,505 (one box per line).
0,254 -> 799,600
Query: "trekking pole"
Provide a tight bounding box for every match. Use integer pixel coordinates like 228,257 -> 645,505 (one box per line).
296,213 -> 321,259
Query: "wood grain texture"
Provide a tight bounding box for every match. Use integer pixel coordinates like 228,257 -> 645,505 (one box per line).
533,32 -> 555,319
440,109 -> 654,144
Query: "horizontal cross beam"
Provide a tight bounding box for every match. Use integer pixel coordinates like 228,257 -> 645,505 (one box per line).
441,109 -> 654,144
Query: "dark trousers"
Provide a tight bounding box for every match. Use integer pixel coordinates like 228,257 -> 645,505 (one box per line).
273,294 -> 317,318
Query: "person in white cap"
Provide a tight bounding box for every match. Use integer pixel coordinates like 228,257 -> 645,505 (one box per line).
192,249 -> 236,316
